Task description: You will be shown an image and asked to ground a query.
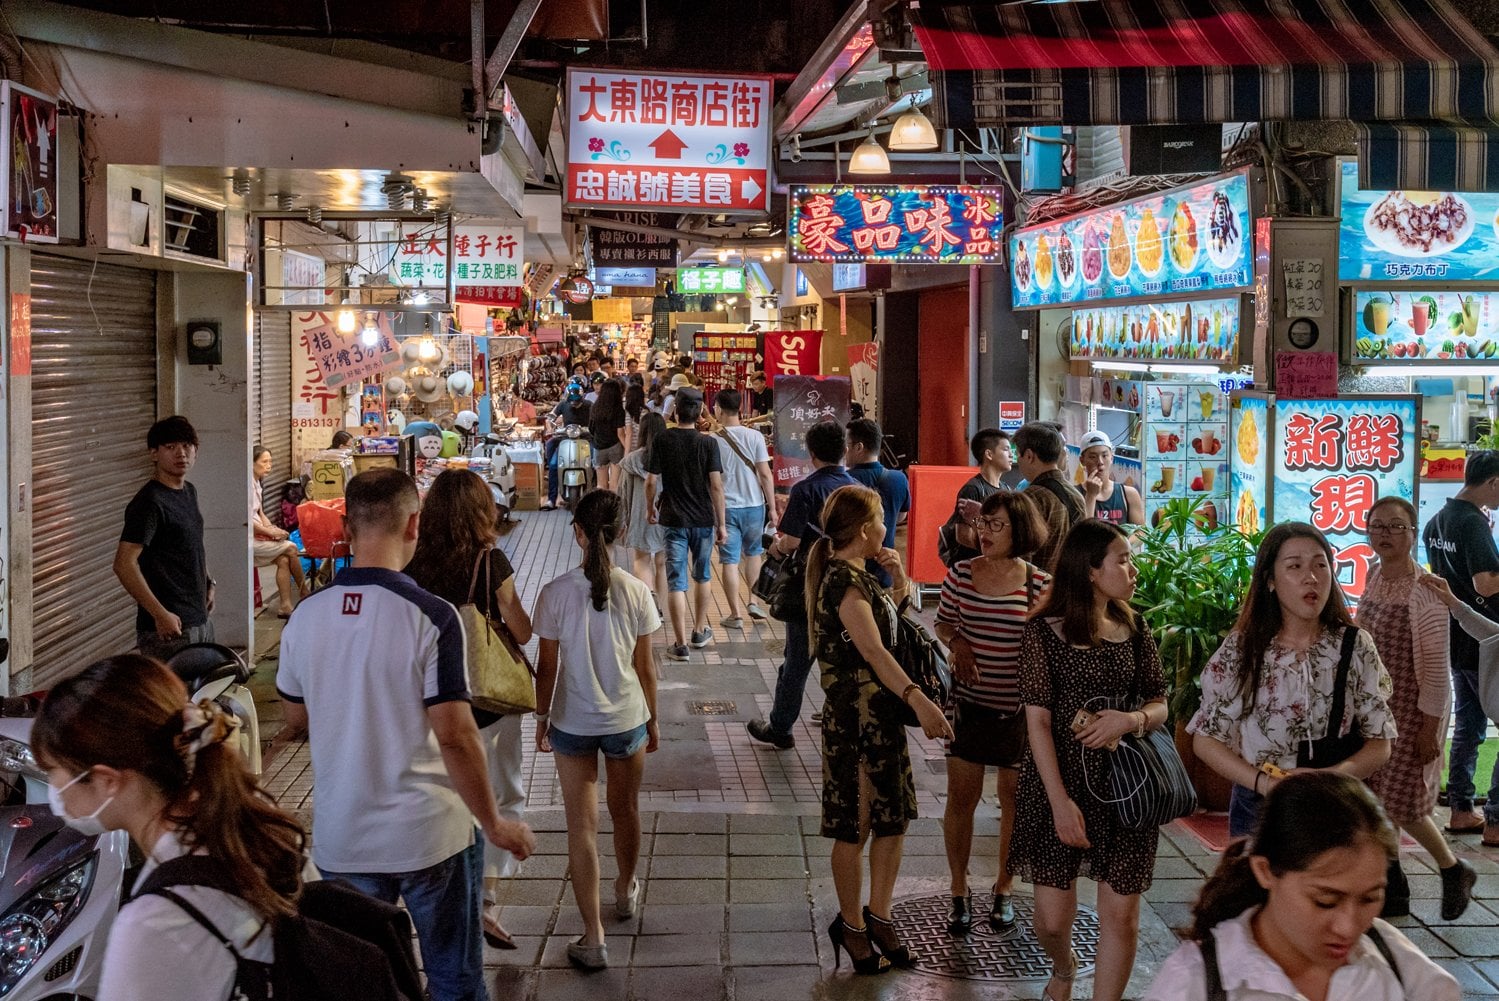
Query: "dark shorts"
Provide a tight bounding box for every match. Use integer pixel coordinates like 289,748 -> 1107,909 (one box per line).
947,699 -> 1028,769
549,722 -> 649,759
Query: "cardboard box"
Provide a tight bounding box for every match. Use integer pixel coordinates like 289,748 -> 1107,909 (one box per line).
308,459 -> 347,500
513,461 -> 541,511
352,453 -> 398,476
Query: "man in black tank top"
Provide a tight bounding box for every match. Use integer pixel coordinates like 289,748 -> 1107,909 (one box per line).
1078,430 -> 1143,527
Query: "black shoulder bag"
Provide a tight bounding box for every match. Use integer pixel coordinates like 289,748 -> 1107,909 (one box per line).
1297,626 -> 1363,768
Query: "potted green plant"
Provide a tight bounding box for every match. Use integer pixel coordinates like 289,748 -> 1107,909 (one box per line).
1132,497 -> 1262,811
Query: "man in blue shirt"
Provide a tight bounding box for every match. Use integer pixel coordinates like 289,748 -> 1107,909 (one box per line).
746,421 -> 857,750
844,418 -> 910,587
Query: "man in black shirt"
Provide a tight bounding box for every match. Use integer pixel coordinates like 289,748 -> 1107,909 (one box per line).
542,382 -> 586,510
646,390 -> 727,661
1423,450 -> 1499,841
941,428 -> 1013,568
747,372 -> 773,418
114,415 -> 213,660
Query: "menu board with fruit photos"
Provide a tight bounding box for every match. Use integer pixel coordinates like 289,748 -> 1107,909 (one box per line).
1351,290 -> 1499,364
1142,381 -> 1230,537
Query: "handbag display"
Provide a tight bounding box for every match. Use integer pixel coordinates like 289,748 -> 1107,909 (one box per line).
460,551 -> 536,716
1297,627 -> 1362,769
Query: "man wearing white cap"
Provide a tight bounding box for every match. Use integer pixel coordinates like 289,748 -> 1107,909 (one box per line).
1077,430 -> 1143,527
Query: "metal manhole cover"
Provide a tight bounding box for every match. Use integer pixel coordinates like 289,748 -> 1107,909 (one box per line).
889,892 -> 1098,982
686,699 -> 738,716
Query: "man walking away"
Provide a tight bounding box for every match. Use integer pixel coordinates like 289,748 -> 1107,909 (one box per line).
646,390 -> 728,660
846,418 -> 911,587
277,469 -> 536,1001
1423,450 -> 1499,843
1015,422 -> 1085,572
746,421 -> 857,749
940,428 -> 1013,568
711,389 -> 776,628
115,415 -> 214,661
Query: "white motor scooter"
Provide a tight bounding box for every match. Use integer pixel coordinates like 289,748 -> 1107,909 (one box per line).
163,644 -> 262,776
555,424 -> 595,510
471,432 -> 519,517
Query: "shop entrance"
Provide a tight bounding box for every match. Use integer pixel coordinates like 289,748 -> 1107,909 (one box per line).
918,285 -> 971,466
29,254 -> 158,687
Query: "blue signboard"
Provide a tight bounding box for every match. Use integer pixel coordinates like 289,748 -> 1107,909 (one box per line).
789,185 -> 1004,264
1338,159 -> 1499,283
1010,172 -> 1253,309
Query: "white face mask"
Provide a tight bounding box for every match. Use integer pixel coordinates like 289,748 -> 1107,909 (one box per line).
47,769 -> 114,837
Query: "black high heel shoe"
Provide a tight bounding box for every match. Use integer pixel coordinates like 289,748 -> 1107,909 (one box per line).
947,894 -> 973,935
863,907 -> 916,967
827,916 -> 891,975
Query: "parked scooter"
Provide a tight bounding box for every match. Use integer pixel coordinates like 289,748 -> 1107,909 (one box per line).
165,644 -> 262,776
555,424 -> 595,510
471,432 -> 519,517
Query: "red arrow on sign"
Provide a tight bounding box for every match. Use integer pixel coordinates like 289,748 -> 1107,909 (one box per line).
649,129 -> 688,159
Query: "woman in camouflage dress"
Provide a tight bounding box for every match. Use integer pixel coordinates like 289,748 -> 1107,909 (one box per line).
808,485 -> 953,975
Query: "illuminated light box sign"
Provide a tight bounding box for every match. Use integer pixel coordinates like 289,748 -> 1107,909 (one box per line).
677,268 -> 745,294
1351,289 -> 1499,362
1011,171 -> 1253,309
1069,296 -> 1241,363
594,266 -> 657,286
788,185 -> 1004,264
1338,160 -> 1499,283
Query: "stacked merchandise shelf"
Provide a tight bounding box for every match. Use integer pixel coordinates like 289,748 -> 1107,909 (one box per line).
488,335 -> 530,419
520,351 -> 567,405
693,331 -> 761,408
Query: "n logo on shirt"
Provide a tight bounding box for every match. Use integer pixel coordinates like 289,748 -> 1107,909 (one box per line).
342,593 -> 363,615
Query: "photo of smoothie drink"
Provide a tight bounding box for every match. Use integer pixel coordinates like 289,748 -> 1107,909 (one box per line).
1160,466 -> 1176,490
1199,391 -> 1215,419
1199,428 -> 1218,452
1201,465 -> 1216,491
1158,389 -> 1177,418
1367,297 -> 1390,335
1411,301 -> 1429,336
1156,429 -> 1175,452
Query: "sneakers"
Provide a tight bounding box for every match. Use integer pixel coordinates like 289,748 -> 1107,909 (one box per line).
666,644 -> 691,661
747,602 -> 769,620
746,719 -> 795,749
615,879 -> 641,919
720,615 -> 745,630
566,937 -> 609,970
1441,859 -> 1477,921
690,626 -> 714,648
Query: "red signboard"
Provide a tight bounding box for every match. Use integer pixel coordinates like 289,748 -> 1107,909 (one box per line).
9,293 -> 30,375
566,67 -> 772,213
763,330 -> 823,380
789,185 -> 1004,264
456,285 -> 522,308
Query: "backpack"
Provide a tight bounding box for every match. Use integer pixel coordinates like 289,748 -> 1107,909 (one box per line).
135,855 -> 423,1001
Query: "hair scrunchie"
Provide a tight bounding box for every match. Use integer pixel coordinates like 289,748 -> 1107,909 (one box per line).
175,699 -> 240,776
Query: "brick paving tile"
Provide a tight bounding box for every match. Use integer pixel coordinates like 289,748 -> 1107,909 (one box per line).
630,932 -> 723,967
638,903 -> 727,935
729,930 -> 820,966
729,902 -> 814,933
629,964 -> 729,1001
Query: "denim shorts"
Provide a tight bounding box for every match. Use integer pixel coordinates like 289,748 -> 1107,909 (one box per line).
665,525 -> 714,591
719,506 -> 766,565
548,722 -> 649,759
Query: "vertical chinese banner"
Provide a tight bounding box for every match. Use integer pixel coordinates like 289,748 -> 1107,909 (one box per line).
771,375 -> 851,488
1229,394 -> 1269,536
291,311 -> 345,469
846,342 -> 878,418
1271,396 -> 1418,604
763,330 -> 823,380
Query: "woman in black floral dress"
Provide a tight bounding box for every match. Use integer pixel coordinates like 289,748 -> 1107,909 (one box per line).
1009,520 -> 1167,1001
809,485 -> 952,975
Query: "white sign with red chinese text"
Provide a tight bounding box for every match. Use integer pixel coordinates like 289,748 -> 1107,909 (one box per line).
566,67 -> 772,213
453,224 -> 523,287
302,314 -> 402,390
291,311 -> 349,468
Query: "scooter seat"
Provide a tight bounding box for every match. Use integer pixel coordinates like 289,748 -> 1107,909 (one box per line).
164,643 -> 251,689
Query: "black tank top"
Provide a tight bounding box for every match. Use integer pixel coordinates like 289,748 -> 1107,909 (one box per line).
1094,482 -> 1129,525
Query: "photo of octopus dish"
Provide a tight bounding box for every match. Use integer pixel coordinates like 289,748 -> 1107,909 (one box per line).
1364,190 -> 1474,257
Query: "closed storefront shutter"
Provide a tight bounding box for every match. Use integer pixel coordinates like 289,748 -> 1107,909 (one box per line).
30,254 -> 158,687
253,310 -> 293,521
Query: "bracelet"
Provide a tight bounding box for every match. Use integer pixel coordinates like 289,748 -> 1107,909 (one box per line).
535,712 -> 549,721
900,683 -> 921,704
1253,770 -> 1265,795
1134,712 -> 1147,738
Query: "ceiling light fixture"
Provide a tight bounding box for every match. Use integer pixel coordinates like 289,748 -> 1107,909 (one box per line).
360,315 -> 380,347
717,247 -> 730,263
888,102 -> 939,152
336,309 -> 357,334
848,126 -> 890,175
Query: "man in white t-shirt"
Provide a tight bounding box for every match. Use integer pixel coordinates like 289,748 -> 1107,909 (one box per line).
277,468 -> 534,1001
709,389 -> 775,628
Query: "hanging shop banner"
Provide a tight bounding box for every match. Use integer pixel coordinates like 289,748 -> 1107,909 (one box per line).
1337,160 -> 1499,282
452,224 -> 523,287
1068,296 -> 1242,363
1230,395 -> 1270,538
788,185 -> 1004,265
301,313 -> 402,391
592,212 -> 679,266
595,266 -> 657,286
566,67 -> 772,212
291,311 -> 349,468
389,223 -> 452,292
1272,396 -> 1419,603
1,83 -> 58,243
677,268 -> 745,294
1350,289 -> 1499,362
456,285 -> 522,308
847,341 -> 879,416
764,329 -> 823,380
772,375 -> 852,487
9,293 -> 30,376
1011,171 -> 1253,309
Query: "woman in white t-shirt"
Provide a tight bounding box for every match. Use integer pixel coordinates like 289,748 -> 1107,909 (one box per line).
533,489 -> 661,971
32,655 -> 306,1001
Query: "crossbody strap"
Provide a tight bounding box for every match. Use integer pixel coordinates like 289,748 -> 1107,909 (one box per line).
1365,926 -> 1405,989
148,888 -> 247,961
1327,626 -> 1360,739
715,427 -> 757,471
1198,932 -> 1227,1001
465,549 -> 487,606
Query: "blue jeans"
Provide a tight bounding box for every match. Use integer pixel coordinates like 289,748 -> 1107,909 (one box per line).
320,836 -> 486,1001
545,437 -> 561,502
767,614 -> 812,737
665,526 -> 714,592
1228,783 -> 1263,839
1448,665 -> 1499,822
719,506 -> 767,565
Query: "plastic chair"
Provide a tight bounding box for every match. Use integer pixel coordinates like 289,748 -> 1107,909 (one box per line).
297,499 -> 352,591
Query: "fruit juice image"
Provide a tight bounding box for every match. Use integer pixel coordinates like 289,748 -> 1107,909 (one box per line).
1367,297 -> 1390,335
1159,465 -> 1176,491
1158,388 -> 1177,418
1411,301 -> 1429,336
1201,465 -> 1216,491
1199,391 -> 1215,419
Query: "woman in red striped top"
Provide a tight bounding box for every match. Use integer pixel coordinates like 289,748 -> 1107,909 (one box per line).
935,490 -> 1051,937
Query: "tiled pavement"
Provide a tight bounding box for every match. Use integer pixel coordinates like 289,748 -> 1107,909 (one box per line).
252,507 -> 1499,999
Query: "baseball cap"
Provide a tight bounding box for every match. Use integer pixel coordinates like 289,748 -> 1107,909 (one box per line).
1078,430 -> 1113,453
653,358 -> 669,370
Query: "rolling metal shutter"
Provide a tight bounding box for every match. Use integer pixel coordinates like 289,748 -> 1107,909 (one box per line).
252,310 -> 293,522
30,254 -> 157,687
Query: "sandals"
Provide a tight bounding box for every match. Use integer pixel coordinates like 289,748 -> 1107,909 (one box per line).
1042,949 -> 1079,1001
482,901 -> 516,950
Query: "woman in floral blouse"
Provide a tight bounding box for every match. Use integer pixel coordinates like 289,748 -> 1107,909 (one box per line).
1188,522 -> 1395,838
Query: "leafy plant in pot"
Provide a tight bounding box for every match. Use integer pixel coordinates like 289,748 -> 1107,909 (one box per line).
1131,497 -> 1262,811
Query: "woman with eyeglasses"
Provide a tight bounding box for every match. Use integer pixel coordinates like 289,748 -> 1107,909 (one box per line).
935,491 -> 1050,937
1356,497 -> 1475,919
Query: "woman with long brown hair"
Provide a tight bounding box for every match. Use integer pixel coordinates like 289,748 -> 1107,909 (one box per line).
33,654 -> 305,998
404,468 -> 533,949
618,411 -> 668,613
807,484 -> 952,976
589,380 -> 628,492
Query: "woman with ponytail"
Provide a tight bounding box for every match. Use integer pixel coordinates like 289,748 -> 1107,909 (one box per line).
808,485 -> 953,976
33,654 -> 306,1000
1144,772 -> 1458,1000
532,489 -> 661,970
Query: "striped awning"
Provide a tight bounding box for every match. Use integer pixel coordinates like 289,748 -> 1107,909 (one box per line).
911,0 -> 1499,128
1356,124 -> 1499,191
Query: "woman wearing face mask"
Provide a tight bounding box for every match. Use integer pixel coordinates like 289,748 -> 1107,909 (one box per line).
1357,498 -> 1475,920
34,655 -> 306,1001
1189,523 -> 1396,840
1008,519 -> 1168,1001
1143,771 -> 1459,1001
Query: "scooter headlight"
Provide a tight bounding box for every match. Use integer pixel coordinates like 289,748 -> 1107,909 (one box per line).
0,854 -> 95,995
0,741 -> 44,785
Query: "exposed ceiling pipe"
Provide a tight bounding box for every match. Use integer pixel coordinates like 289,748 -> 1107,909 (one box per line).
484,0 -> 545,104
470,0 -> 486,122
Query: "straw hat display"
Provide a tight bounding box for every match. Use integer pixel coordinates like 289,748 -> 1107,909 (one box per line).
384,375 -> 407,396
413,372 -> 446,404
447,370 -> 474,397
